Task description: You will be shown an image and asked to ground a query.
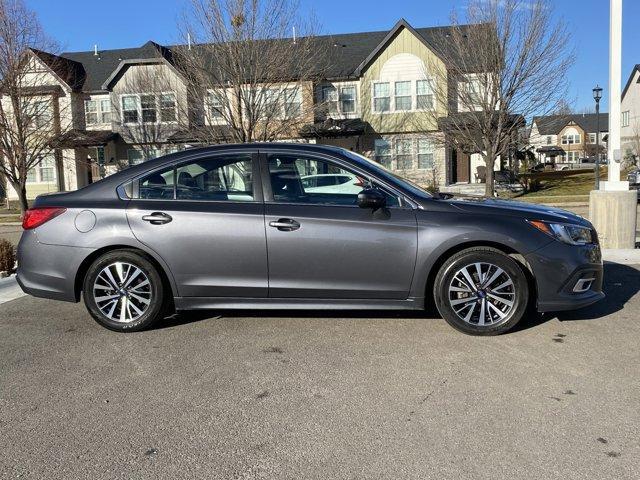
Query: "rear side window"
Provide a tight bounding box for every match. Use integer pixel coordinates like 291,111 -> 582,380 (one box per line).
139,166 -> 175,199
175,155 -> 254,201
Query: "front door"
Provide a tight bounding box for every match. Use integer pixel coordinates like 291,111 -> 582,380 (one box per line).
126,151 -> 268,298
262,151 -> 417,299
456,151 -> 470,183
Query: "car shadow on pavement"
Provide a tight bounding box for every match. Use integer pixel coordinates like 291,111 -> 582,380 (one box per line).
154,262 -> 640,331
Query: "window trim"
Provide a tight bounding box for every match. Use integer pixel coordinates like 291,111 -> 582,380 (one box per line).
131,150 -> 262,203
120,92 -> 178,126
372,78 -> 436,114
622,110 -> 630,127
85,97 -> 112,126
259,150 -> 408,209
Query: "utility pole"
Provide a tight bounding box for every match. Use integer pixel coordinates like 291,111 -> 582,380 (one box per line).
589,0 -> 637,248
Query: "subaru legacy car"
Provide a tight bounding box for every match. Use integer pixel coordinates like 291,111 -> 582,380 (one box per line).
17,144 -> 604,335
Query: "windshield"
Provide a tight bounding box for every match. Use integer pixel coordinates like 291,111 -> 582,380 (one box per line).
341,149 -> 433,198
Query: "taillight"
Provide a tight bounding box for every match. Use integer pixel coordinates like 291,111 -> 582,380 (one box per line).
22,207 -> 66,230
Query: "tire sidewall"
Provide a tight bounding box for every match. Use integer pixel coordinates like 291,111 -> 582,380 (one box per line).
434,250 -> 529,336
83,250 -> 164,332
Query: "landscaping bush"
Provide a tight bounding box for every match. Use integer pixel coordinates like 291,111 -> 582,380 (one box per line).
0,238 -> 16,273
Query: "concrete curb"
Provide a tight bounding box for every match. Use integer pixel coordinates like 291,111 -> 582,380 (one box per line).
602,249 -> 640,264
0,275 -> 26,304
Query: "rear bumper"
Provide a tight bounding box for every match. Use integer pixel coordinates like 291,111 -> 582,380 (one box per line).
526,241 -> 605,313
16,230 -> 91,303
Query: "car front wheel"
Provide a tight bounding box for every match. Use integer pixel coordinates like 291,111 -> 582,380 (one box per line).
83,249 -> 167,332
433,247 -> 530,336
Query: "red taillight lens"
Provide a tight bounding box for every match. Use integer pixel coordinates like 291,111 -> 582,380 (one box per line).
22,207 -> 66,230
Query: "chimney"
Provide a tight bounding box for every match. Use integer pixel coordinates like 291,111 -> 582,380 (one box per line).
293,26 -> 296,44
187,33 -> 192,50
93,44 -> 98,56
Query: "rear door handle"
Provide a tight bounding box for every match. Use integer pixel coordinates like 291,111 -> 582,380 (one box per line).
269,218 -> 300,231
142,212 -> 173,225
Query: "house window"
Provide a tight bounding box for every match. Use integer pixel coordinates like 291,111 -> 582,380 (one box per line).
121,93 -> 177,124
561,134 -> 581,145
622,111 -> 630,127
394,81 -> 412,111
127,149 -> 144,166
374,139 -> 392,168
589,133 -> 596,143
122,95 -> 138,123
373,82 -> 390,112
32,100 -> 51,128
159,93 -> 177,122
417,138 -> 434,169
416,80 -> 434,109
340,86 -> 356,113
85,98 -> 112,125
321,86 -> 338,114
140,95 -> 157,123
395,139 -> 413,169
283,88 -> 302,118
546,136 -> 552,145
566,151 -> 579,162
26,157 -> 56,184
206,91 -> 225,121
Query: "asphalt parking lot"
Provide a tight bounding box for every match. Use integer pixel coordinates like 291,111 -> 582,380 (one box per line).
1,262 -> 639,479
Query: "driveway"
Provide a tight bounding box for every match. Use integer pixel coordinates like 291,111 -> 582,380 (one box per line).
1,262 -> 639,479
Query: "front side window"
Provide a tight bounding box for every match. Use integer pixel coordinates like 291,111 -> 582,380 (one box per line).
373,82 -> 390,112
175,155 -> 254,202
395,139 -> 413,169
374,139 -> 392,168
394,81 -> 412,111
267,154 -> 398,207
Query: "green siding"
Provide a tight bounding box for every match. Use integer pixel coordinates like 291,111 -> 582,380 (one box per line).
361,27 -> 447,134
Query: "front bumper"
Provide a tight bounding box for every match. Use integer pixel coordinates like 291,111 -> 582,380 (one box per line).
526,241 -> 604,312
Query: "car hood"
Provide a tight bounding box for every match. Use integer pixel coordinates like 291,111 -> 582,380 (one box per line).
432,195 -> 591,227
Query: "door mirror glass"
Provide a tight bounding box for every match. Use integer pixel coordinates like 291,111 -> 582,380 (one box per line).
357,188 -> 386,210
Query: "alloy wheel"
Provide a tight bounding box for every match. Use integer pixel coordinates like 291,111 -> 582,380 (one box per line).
92,262 -> 152,323
447,262 -> 516,326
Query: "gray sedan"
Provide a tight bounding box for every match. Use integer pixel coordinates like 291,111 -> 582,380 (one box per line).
17,144 -> 604,335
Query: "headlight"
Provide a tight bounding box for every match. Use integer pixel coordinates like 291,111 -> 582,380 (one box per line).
528,220 -> 594,245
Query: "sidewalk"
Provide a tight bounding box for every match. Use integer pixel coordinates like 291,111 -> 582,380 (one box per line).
0,276 -> 25,305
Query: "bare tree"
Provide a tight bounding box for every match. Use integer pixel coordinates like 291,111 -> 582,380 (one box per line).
176,0 -> 328,144
424,0 -> 574,196
0,0 -> 70,212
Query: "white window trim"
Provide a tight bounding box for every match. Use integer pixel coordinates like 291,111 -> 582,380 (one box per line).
26,157 -> 57,184
319,83 -> 359,117
120,92 -> 178,126
622,111 -> 630,127
85,98 -> 112,126
372,79 -> 436,114
374,136 -> 437,171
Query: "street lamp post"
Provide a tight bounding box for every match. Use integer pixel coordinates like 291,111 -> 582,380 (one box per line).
593,85 -> 603,190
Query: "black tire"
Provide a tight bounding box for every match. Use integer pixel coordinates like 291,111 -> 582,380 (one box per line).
433,247 -> 529,336
82,249 -> 167,332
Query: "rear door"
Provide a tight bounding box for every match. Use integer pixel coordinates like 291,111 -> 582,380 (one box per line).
261,150 -> 418,299
126,150 -> 268,298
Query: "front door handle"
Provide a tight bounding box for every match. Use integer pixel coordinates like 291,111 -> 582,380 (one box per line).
269,218 -> 300,231
142,212 -> 173,225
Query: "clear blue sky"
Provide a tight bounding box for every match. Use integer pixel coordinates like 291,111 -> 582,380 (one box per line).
27,0 -> 639,113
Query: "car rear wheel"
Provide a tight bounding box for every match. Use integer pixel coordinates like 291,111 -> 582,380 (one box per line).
83,250 -> 167,332
433,247 -> 529,336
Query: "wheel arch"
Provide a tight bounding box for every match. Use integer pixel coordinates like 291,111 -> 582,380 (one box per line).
422,240 -> 537,310
74,245 -> 177,302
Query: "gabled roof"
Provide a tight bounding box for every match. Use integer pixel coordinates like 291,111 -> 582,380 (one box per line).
532,113 -> 609,135
53,20 -> 489,93
29,48 -> 86,91
622,64 -> 640,100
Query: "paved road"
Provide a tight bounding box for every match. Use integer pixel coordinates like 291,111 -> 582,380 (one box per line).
1,263 -> 639,479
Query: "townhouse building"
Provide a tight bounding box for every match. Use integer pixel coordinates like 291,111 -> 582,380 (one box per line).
529,113 -> 608,168
3,19 -> 501,201
621,64 -> 640,163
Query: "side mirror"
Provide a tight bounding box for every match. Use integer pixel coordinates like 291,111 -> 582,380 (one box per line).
357,188 -> 386,210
